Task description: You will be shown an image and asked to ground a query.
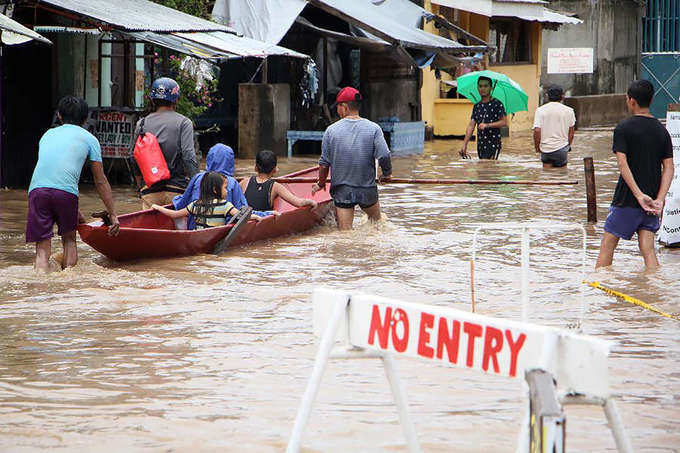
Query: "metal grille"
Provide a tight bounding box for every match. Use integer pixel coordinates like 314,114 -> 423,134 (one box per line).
643,0 -> 680,52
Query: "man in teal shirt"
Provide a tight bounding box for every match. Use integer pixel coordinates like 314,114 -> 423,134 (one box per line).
27,96 -> 119,271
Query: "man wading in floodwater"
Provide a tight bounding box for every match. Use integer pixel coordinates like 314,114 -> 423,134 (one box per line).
312,87 -> 392,230
596,80 -> 674,269
459,76 -> 507,160
26,96 -> 119,272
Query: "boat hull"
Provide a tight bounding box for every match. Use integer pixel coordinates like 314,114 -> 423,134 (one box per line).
78,166 -> 331,261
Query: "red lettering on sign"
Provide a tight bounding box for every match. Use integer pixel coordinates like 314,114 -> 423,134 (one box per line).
463,322 -> 483,368
482,326 -> 503,373
436,318 -> 460,364
391,308 -> 409,353
368,305 -> 392,349
505,329 -> 527,377
417,312 -> 434,358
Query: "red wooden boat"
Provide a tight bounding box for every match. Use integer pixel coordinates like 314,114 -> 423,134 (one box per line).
77,166 -> 332,261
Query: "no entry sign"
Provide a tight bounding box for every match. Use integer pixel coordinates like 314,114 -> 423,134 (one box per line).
313,289 -> 611,397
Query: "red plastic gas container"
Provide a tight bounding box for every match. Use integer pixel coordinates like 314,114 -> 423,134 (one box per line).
133,128 -> 170,187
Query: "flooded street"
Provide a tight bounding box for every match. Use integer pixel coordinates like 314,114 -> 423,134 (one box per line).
0,131 -> 678,452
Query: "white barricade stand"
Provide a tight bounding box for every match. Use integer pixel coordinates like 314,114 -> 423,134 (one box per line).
286,288 -> 633,453
471,222 -> 587,326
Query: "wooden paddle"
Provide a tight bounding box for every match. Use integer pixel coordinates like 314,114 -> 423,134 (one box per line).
213,206 -> 253,255
271,177 -> 578,185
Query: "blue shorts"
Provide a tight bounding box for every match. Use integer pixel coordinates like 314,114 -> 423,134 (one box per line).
603,206 -> 660,240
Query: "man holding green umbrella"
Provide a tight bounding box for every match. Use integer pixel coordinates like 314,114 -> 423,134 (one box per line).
457,70 -> 528,160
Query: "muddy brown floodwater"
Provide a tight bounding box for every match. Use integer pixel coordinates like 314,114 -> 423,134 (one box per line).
0,130 -> 678,452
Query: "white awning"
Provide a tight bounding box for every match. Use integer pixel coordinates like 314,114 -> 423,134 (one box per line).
213,0 -> 490,52
0,13 -> 52,45
431,0 -> 581,25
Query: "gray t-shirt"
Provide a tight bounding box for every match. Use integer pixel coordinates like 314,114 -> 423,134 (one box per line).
319,117 -> 392,188
133,110 -> 198,188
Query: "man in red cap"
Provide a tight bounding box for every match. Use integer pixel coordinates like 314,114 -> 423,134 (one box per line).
312,87 -> 392,230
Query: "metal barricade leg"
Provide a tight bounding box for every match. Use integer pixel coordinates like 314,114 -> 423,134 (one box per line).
381,353 -> 422,453
604,398 -> 634,453
286,296 -> 349,453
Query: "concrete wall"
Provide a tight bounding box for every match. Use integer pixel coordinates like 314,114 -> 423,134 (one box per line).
540,0 -> 642,97
238,83 -> 290,158
361,50 -> 420,122
564,93 -> 628,128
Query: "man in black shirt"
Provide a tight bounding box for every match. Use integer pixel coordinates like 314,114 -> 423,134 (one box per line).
460,76 -> 507,159
596,80 -> 674,269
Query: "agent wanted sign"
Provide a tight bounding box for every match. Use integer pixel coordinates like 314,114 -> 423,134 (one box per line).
86,109 -> 138,159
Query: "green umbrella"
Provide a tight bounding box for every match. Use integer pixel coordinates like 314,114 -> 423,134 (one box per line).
456,70 -> 528,114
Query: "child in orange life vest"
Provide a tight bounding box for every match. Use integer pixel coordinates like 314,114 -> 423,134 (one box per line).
239,150 -> 317,214
153,171 -> 261,228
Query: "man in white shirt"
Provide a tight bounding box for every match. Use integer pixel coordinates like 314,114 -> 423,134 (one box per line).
533,85 -> 576,168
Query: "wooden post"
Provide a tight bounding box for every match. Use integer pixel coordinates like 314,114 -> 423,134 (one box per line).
526,369 -> 565,453
584,157 -> 597,223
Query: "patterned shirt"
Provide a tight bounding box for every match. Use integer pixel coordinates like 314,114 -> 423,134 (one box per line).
471,98 -> 506,159
186,199 -> 236,229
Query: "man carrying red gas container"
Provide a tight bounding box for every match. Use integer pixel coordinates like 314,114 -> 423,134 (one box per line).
132,77 -> 199,209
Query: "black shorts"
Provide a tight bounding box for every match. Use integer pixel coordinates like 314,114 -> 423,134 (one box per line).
331,185 -> 379,209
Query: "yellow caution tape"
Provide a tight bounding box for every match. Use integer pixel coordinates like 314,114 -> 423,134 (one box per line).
586,281 -> 680,321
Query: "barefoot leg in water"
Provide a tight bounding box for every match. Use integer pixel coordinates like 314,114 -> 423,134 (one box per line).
61,230 -> 78,269
35,238 -> 51,272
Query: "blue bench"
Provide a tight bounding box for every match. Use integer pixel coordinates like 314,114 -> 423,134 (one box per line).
286,130 -> 325,158
286,121 -> 424,158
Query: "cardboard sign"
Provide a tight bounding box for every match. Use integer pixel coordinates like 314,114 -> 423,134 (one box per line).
85,109 -> 138,159
313,289 -> 611,397
659,110 -> 680,246
547,48 -> 594,74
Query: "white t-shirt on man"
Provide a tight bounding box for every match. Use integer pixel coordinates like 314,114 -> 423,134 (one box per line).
533,102 -> 576,153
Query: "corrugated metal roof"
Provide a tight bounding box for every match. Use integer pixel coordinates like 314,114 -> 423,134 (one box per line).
0,12 -> 52,44
40,0 -> 236,33
174,31 -> 309,59
311,0 -> 474,51
126,31 -> 308,60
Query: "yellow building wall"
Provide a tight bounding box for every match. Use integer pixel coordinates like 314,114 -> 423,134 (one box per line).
488,65 -> 539,131
433,99 -> 473,136
421,0 -> 439,130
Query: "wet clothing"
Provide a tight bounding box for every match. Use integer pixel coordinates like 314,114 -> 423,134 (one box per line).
29,124 -> 102,196
26,188 -> 79,242
541,144 -> 570,167
132,110 -> 198,191
471,98 -> 505,159
172,144 -> 269,230
611,116 -> 673,209
331,185 -> 378,209
244,176 -> 275,211
186,199 -> 236,230
319,117 -> 392,189
533,102 -> 575,153
604,206 -> 660,240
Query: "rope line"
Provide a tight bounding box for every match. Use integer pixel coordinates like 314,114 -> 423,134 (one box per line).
586,281 -> 680,321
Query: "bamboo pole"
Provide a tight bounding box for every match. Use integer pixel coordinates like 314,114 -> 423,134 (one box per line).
270,177 -> 579,186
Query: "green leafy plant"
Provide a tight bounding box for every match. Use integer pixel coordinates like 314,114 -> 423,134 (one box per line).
150,0 -> 215,20
145,52 -> 221,121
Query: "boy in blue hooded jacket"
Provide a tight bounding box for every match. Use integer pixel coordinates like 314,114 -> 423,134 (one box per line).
172,144 -> 270,230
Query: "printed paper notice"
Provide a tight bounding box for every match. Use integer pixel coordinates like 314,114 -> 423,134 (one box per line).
659,110 -> 680,246
547,48 -> 594,74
